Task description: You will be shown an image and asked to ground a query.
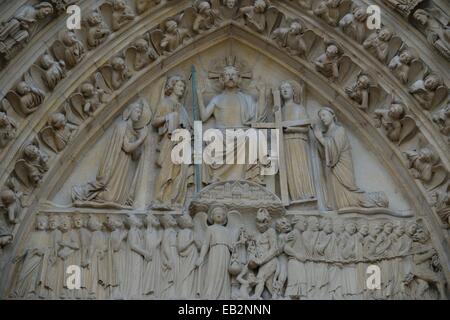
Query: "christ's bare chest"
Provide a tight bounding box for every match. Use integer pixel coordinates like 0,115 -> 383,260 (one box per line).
213,93 -> 244,128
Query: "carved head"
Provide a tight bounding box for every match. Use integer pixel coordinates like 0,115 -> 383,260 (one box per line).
111,57 -> 126,71
224,0 -> 236,9
198,1 -> 211,13
35,2 -> 54,19
0,189 -> 15,207
289,21 -> 303,35
275,217 -> 292,234
127,102 -> 143,123
388,102 -> 405,119
125,214 -> 143,229
292,215 -> 307,232
23,143 -> 40,161
254,0 -> 267,12
59,216 -> 72,232
165,75 -> 186,99
35,215 -> 48,231
208,205 -> 227,225
220,65 -> 241,89
49,112 -> 67,130
318,107 -> 336,127
345,221 -> 357,234
333,221 -> 344,234
353,7 -> 367,22
40,54 -> 56,69
321,218 -> 333,234
62,30 -> 78,46
145,214 -> 161,228
0,111 -> 9,127
424,74 -> 442,91
88,215 -> 103,231
357,74 -> 370,89
399,50 -> 414,64
383,222 -> 393,234
325,44 -> 339,59
16,82 -> 31,96
134,39 -> 149,52
413,9 -> 429,26
378,27 -> 393,41
406,221 -> 418,237
307,216 -> 319,231
112,0 -> 127,10
414,228 -> 430,244
87,11 -> 103,26
72,214 -> 85,229
160,214 -> 178,228
177,214 -> 194,229
358,223 -> 369,236
394,222 -> 405,237
369,222 -> 382,237
418,147 -> 433,163
256,208 -> 271,232
80,83 -> 95,98
48,215 -> 59,230
165,20 -> 178,33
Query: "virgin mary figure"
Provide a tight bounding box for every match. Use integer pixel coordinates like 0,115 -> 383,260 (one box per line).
72,101 -> 151,208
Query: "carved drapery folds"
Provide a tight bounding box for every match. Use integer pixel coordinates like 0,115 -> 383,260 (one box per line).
6,212 -> 447,300
0,0 -> 449,300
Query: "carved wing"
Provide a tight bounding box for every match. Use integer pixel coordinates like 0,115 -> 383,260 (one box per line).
338,0 -> 353,19
51,40 -> 67,64
62,100 -> 83,126
124,46 -> 138,71
337,55 -> 358,84
149,29 -> 164,55
398,115 -> 418,145
432,86 -> 449,110
226,210 -> 243,244
427,164 -> 448,192
98,65 -> 114,91
98,2 -> 113,29
303,30 -> 321,61
407,60 -> 425,85
28,65 -> 48,92
69,93 -> 88,120
368,85 -> 387,110
193,211 -> 208,246
93,72 -> 112,102
40,126 -> 61,153
14,159 -> 31,188
387,36 -> 403,64
210,0 -> 220,10
180,7 -> 197,32
5,91 -> 29,116
266,6 -> 282,35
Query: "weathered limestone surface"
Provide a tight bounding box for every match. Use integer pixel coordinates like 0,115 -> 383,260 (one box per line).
0,0 -> 449,300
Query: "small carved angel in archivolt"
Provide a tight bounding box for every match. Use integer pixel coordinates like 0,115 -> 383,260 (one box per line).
404,137 -> 448,191
182,0 -> 221,34
30,52 -> 66,91
4,78 -> 45,116
271,19 -> 312,58
125,35 -> 158,71
338,4 -> 369,44
150,17 -> 191,55
84,9 -> 111,50
14,140 -> 49,189
102,0 -> 136,32
39,112 -> 78,153
409,73 -> 448,111
67,74 -> 112,121
345,72 -> 373,111
0,178 -> 24,225
314,40 -> 343,82
51,30 -> 86,69
312,0 -> 352,27
238,0 -> 282,35
363,26 -> 403,64
373,92 -> 418,145
99,56 -> 132,91
388,48 -> 422,85
432,101 -> 450,141
0,102 -> 17,149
